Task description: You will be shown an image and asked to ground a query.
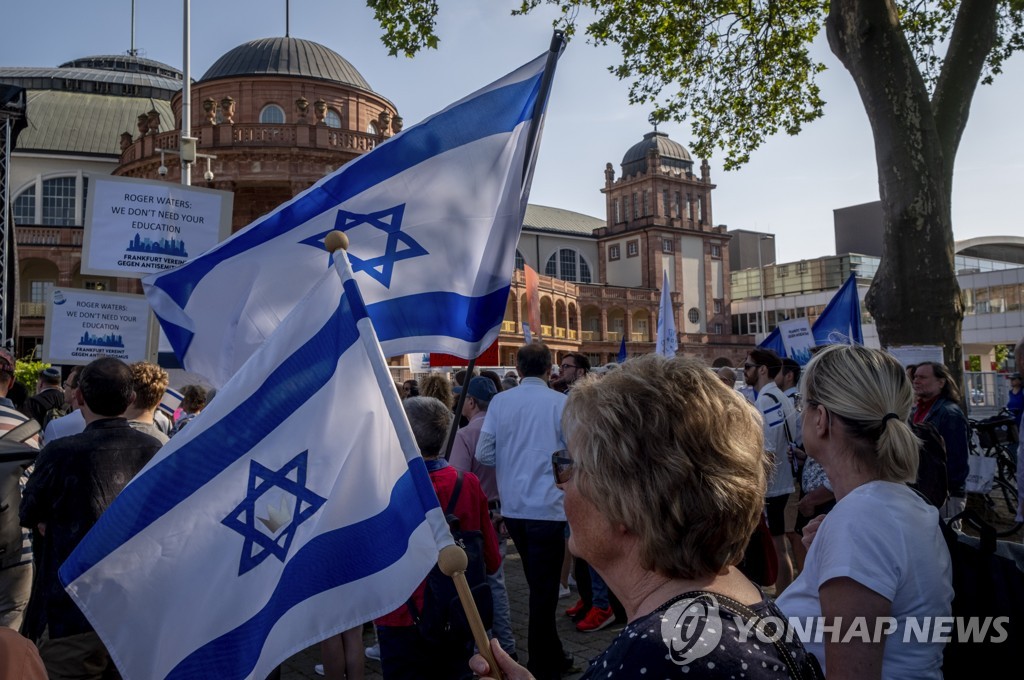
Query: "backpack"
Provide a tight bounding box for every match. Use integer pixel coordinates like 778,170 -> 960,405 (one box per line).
909,421 -> 948,509
407,471 -> 493,643
41,404 -> 70,430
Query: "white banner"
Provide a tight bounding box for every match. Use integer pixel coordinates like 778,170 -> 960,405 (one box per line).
778,318 -> 815,365
82,175 -> 233,279
43,288 -> 157,365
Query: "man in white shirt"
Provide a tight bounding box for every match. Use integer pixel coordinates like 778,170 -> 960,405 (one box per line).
775,357 -> 807,573
744,348 -> 798,592
476,343 -> 571,679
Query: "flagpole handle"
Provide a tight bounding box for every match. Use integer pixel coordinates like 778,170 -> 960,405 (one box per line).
438,545 -> 502,679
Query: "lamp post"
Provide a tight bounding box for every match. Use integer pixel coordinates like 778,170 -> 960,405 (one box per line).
757,233 -> 775,340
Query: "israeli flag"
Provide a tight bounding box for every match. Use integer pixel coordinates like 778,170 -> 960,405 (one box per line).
61,264 -> 451,679
145,50 -> 559,387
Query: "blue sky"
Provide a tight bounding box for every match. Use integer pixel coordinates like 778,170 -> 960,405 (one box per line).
4,0 -> 1021,263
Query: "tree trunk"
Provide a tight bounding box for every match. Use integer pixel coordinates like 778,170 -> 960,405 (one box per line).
827,0 -> 964,382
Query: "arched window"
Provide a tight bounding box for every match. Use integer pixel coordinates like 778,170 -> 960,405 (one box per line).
514,249 -> 525,271
15,175 -> 90,226
367,120 -> 379,135
325,108 -> 342,128
42,177 -> 77,226
544,248 -> 592,284
13,186 -> 35,225
259,104 -> 286,124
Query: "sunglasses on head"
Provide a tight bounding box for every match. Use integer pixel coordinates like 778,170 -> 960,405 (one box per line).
551,450 -> 574,485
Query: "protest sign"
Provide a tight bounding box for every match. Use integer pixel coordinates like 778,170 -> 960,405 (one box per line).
778,318 -> 815,365
82,175 -> 232,279
43,288 -> 157,365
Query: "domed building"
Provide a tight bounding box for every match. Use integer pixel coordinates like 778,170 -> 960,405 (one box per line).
115,36 -> 401,231
2,37 -> 401,355
3,38 -> 749,367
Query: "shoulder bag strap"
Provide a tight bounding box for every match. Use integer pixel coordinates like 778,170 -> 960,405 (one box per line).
678,590 -> 821,680
446,470 -> 464,515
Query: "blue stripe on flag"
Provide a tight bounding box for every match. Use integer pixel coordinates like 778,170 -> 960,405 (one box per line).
161,321 -> 195,366
369,286 -> 511,343
60,291 -> 366,585
153,74 -> 542,310
165,461 -> 438,679
153,284 -> 511,369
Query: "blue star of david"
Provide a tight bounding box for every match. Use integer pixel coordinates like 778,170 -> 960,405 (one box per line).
222,451 -> 327,576
298,204 -> 428,288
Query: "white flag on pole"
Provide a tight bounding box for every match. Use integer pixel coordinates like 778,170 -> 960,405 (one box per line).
656,269 -> 677,358
144,49 -> 560,387
62,263 -> 451,679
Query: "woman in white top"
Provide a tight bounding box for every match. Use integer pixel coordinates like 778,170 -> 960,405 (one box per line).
776,345 -> 952,679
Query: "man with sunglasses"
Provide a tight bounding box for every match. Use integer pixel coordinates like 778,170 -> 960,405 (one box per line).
551,353 -> 589,394
476,343 -> 574,679
744,348 -> 798,593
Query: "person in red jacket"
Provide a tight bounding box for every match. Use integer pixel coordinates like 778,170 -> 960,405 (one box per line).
375,396 -> 500,680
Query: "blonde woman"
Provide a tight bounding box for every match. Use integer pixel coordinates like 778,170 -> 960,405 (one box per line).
472,355 -> 821,680
776,345 -> 953,679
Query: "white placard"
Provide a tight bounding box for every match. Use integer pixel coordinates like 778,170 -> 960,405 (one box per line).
886,345 -> 945,367
778,318 -> 815,365
82,175 -> 233,279
43,288 -> 157,365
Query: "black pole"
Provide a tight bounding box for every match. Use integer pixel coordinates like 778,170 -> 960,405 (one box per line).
521,30 -> 566,186
441,32 -> 563,459
443,358 -> 476,460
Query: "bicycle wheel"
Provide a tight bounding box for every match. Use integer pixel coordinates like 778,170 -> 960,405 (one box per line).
996,443 -> 1017,480
989,477 -> 1018,519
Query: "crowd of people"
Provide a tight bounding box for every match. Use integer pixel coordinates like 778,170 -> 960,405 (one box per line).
0,352 -> 214,678
387,342 -> 963,680
1,334 -> 1013,679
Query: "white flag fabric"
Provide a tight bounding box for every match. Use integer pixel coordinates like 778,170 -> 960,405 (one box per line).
144,50 -> 558,387
61,264 -> 451,679
656,269 -> 677,357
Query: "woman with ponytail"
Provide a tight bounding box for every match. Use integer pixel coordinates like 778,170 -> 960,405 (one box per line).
776,345 -> 952,680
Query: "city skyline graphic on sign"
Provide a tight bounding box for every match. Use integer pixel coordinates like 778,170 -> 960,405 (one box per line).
79,331 -> 125,348
126,232 -> 188,258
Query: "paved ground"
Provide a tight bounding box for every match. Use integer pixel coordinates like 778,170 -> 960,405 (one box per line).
278,545 -> 619,679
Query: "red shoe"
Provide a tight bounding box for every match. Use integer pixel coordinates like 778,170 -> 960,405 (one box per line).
576,605 -> 614,632
565,599 -> 587,618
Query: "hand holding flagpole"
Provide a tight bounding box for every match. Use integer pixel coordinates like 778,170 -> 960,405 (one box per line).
325,231 -> 501,678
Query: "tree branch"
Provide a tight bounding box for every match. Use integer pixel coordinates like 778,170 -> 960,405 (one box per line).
931,0 -> 1000,182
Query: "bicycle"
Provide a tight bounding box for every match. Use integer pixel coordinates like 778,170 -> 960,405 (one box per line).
968,409 -> 1021,537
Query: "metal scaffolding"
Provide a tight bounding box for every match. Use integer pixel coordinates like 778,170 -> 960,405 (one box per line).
0,85 -> 27,350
